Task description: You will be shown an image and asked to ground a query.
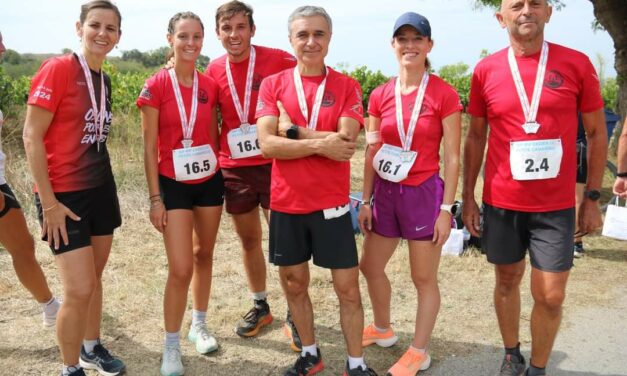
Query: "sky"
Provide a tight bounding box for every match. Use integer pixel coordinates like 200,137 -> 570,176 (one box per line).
0,0 -> 617,77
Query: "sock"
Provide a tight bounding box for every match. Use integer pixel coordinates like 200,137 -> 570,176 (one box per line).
409,345 -> 427,354
505,342 -> 523,362
373,324 -> 389,333
62,364 -> 81,376
191,309 -> 206,327
527,362 -> 546,376
42,296 -> 60,315
301,344 -> 317,357
252,291 -> 267,301
83,339 -> 99,353
348,356 -> 366,370
165,331 -> 180,347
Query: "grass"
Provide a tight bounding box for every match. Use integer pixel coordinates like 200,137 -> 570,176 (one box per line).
0,111 -> 625,375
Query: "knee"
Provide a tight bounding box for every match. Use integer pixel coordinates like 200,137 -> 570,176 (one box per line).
335,281 -> 362,307
410,271 -> 437,292
359,261 -> 383,281
65,277 -> 97,303
9,237 -> 36,265
168,264 -> 193,286
496,270 -> 524,295
240,234 -> 261,252
282,273 -> 309,298
534,290 -> 565,312
193,246 -> 214,266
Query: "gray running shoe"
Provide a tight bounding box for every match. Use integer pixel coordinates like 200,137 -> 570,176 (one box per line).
499,354 -> 526,376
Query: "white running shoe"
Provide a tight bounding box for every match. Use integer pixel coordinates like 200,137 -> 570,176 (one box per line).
43,299 -> 61,329
160,344 -> 184,376
188,324 -> 218,354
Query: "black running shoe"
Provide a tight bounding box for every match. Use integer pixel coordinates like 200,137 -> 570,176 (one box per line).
235,299 -> 273,337
283,310 -> 302,352
283,348 -> 324,376
343,361 -> 378,376
80,341 -> 126,376
499,354 -> 526,376
60,367 -> 86,376
574,241 -> 585,258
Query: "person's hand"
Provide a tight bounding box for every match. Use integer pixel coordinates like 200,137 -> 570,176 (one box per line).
150,201 -> 167,233
42,202 -> 81,250
578,199 -> 603,235
462,198 -> 481,237
318,133 -> 356,161
164,56 -> 175,69
613,177 -> 627,199
358,203 -> 372,235
432,211 -> 452,246
277,101 -> 293,137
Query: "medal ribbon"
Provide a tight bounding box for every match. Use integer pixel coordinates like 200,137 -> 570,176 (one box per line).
226,46 -> 256,125
394,71 -> 429,152
293,67 -> 328,130
77,54 -> 106,151
168,68 -> 199,144
507,41 -> 549,126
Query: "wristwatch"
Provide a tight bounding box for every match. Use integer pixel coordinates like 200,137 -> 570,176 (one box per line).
286,124 -> 299,139
584,189 -> 601,201
440,203 -> 459,216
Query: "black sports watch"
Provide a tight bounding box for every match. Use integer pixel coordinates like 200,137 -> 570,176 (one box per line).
286,124 -> 299,139
584,189 -> 601,201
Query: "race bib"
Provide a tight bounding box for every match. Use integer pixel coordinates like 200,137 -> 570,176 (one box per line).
227,125 -> 262,159
373,144 -> 417,183
172,144 -> 217,181
510,139 -> 562,181
322,203 -> 350,220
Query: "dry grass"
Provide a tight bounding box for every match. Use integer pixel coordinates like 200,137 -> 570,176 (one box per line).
0,113 -> 625,375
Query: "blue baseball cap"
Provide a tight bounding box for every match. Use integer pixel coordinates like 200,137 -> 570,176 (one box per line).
392,12 -> 431,38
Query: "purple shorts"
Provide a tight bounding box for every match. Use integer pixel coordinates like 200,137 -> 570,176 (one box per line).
372,173 -> 445,240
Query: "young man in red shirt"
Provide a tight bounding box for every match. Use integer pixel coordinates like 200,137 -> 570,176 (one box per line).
257,6 -> 376,376
205,1 -> 300,347
463,1 -> 607,375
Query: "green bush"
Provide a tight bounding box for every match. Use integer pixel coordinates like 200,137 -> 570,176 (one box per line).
340,65 -> 389,110
437,62 -> 471,109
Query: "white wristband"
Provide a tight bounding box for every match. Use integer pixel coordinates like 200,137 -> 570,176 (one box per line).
365,131 -> 381,145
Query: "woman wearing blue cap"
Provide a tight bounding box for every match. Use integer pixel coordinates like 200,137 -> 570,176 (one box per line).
358,11 -> 462,376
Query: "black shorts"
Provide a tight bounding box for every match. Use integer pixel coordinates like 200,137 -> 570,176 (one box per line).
159,172 -> 224,211
0,183 -> 21,218
222,164 -> 271,215
482,203 -> 575,272
269,209 -> 358,269
35,179 -> 122,255
576,141 -> 587,184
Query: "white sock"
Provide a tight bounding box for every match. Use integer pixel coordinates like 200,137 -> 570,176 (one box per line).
62,364 -> 81,376
374,324 -> 388,333
301,344 -> 317,357
83,339 -> 99,353
165,331 -> 180,347
348,356 -> 366,370
410,345 -> 427,354
191,309 -> 206,327
42,296 -> 60,315
252,291 -> 267,301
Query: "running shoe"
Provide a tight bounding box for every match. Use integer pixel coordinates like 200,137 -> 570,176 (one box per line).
60,366 -> 86,376
160,344 -> 184,376
188,324 -> 219,354
343,361 -> 378,376
235,299 -> 273,337
283,348 -> 324,376
283,311 -> 302,352
573,242 -> 585,258
79,341 -> 126,376
43,298 -> 61,329
499,354 -> 526,376
386,347 -> 430,376
362,324 -> 398,348
523,367 -> 546,376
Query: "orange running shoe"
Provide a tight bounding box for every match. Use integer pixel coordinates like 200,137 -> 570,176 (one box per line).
386,347 -> 431,376
362,324 -> 398,348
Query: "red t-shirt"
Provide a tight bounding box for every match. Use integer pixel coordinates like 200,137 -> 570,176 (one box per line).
368,75 -> 462,186
28,54 -> 114,192
136,68 -> 219,184
256,67 -> 364,214
207,45 -> 296,168
467,42 -> 604,212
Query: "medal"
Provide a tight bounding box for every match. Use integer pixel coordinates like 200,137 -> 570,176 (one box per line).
181,139 -> 193,148
240,123 -> 251,133
400,151 -> 414,163
523,121 -> 540,134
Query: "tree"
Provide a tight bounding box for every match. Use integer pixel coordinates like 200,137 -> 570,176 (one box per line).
474,0 -> 627,120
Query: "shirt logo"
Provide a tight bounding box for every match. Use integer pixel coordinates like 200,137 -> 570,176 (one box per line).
256,99 -> 265,111
198,88 -> 209,104
321,91 -> 335,107
31,85 -> 52,101
544,70 -> 564,89
252,73 -> 263,91
139,86 -> 152,100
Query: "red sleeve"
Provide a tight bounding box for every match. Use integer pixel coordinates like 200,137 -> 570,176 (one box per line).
367,84 -> 384,118
439,82 -> 463,119
255,76 -> 279,119
577,56 -> 604,113
278,49 -> 297,71
339,79 -> 364,127
467,65 -> 487,117
136,71 -> 164,110
28,57 -> 69,113
206,76 -> 219,109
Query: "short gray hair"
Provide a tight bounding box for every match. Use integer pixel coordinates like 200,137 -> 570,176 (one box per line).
287,6 -> 332,34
